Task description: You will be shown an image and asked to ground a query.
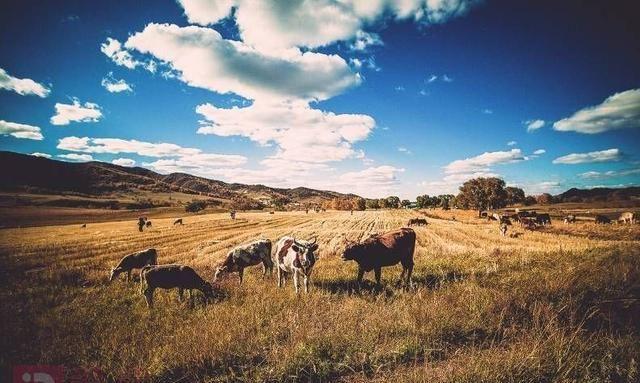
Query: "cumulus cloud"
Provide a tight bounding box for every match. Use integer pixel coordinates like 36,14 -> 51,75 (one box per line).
112,158 -> 136,167
525,119 -> 545,132
552,148 -> 622,165
507,141 -> 517,146
58,153 -> 94,162
196,100 -> 374,163
579,168 -> 640,180
0,120 -> 43,140
398,147 -> 412,154
31,152 -> 52,158
0,68 -> 50,97
122,23 -> 360,102
350,30 -> 383,51
553,89 -> 640,134
100,37 -> 156,72
50,99 -> 103,125
444,149 -> 527,174
420,171 -> 500,194
533,149 -> 546,155
336,165 -> 405,197
101,72 -> 132,93
482,109 -> 493,114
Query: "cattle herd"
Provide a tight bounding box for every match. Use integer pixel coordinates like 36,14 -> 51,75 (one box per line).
109,216 -> 419,308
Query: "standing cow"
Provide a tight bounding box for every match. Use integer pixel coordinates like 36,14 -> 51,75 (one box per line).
619,211 -> 637,224
499,223 -> 508,236
341,228 -> 415,290
214,239 -> 273,284
595,215 -> 611,224
274,236 -> 318,293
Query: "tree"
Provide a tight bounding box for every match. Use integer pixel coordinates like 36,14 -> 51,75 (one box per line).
456,177 -> 507,217
185,200 -> 207,213
505,186 -> 526,206
354,197 -> 367,211
401,199 -> 411,208
523,195 -> 537,206
437,194 -> 454,209
536,193 -> 554,205
416,195 -> 429,208
366,199 -> 380,209
386,196 -> 401,209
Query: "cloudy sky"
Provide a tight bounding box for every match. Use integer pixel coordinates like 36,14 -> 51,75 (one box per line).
1,0 -> 639,198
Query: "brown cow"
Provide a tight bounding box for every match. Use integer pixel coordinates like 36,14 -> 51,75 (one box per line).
341,228 -> 415,290
140,264 -> 214,308
407,218 -> 428,226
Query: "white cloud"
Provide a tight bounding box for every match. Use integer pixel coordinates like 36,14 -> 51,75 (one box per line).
0,68 -> 50,97
31,152 -> 52,158
101,73 -> 132,93
579,168 -> 640,180
176,0 -> 236,26
394,85 -> 405,91
195,100 -> 374,163
528,181 -> 562,194
336,165 -> 405,197
442,74 -> 453,82
553,89 -> 640,134
398,147 -> 412,154
57,136 -> 246,165
552,148 -> 622,165
122,23 -> 360,102
444,149 -> 527,174
350,30 -> 383,51
58,153 -> 93,162
533,149 -> 546,155
0,120 -> 43,140
50,99 -> 103,125
507,141 -> 517,146
112,158 -> 136,167
482,108 -> 493,114
420,171 -> 500,194
427,74 -> 438,83
525,119 -> 545,132
100,38 -> 156,72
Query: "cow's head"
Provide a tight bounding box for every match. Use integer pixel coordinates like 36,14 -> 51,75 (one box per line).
109,267 -> 122,282
213,266 -> 227,282
341,239 -> 362,261
202,282 -> 215,303
292,237 -> 318,269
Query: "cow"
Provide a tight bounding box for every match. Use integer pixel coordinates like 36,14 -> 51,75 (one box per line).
140,264 -> 214,308
520,217 -> 537,230
491,213 -> 502,221
595,215 -> 611,224
137,217 -> 146,232
274,236 -> 318,293
81,223 -> 86,228
230,210 -> 236,220
341,228 -> 416,291
536,213 -> 551,226
173,218 -> 183,225
214,239 -> 273,284
619,211 -> 637,224
499,216 -> 512,225
499,223 -> 508,236
407,218 -> 427,226
269,211 -> 275,215
563,215 -> 576,224
110,248 -> 158,282
145,220 -> 152,228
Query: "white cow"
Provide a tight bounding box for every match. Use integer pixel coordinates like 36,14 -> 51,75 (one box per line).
273,236 -> 318,293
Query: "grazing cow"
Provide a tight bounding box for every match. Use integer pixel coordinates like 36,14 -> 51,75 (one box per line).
595,215 -> 611,224
230,210 -> 236,220
499,223 -> 508,236
173,218 -> 183,225
499,216 -> 512,225
563,215 -> 576,224
536,213 -> 551,226
214,239 -> 273,284
137,217 -> 146,232
140,264 -> 214,308
520,217 -> 537,230
145,220 -> 152,228
407,218 -> 428,226
81,223 -> 86,228
274,236 -> 318,293
517,211 -> 537,221
110,248 -> 158,282
269,211 -> 275,215
341,228 -> 416,290
620,211 -> 637,224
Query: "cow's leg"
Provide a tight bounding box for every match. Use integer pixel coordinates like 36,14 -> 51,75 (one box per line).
238,268 -> 244,285
356,267 -> 365,292
303,270 -> 312,293
293,270 -> 300,294
374,267 -> 382,289
397,268 -> 406,287
178,288 -> 184,302
126,270 -> 131,282
405,263 -> 414,290
277,267 -> 283,287
143,287 -> 154,308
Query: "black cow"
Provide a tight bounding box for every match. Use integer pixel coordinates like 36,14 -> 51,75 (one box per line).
595,215 -> 611,224
140,264 -> 214,308
536,213 -> 551,226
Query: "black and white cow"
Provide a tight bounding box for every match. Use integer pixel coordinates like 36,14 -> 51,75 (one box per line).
214,239 -> 273,284
273,236 -> 318,293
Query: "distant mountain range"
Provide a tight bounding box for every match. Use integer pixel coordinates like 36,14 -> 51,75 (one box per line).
0,151 -> 357,207
554,186 -> 640,203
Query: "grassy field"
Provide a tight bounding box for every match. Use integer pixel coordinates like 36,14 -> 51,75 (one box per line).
1,209 -> 639,382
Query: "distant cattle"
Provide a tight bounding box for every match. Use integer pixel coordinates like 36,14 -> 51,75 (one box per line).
520,217 -> 537,230
230,210 -> 236,220
269,211 -> 275,215
173,218 -> 183,225
536,213 -> 551,226
499,216 -> 512,225
137,217 -> 146,232
214,239 -> 273,284
110,248 -> 158,282
274,236 -> 318,293
595,215 -> 611,224
619,211 -> 637,224
341,228 -> 415,290
480,211 -> 488,218
499,223 -> 508,236
81,223 -> 86,228
145,220 -> 152,228
563,215 -> 576,224
407,218 -> 428,226
140,264 -> 214,308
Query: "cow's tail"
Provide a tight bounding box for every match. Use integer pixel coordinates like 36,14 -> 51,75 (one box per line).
266,239 -> 273,259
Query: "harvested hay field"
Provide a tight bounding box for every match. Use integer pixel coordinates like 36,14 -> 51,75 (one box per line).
1,209 -> 639,382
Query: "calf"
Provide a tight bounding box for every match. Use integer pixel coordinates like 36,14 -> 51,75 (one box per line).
110,248 -> 158,282
274,236 -> 318,293
140,264 -> 214,308
214,239 -> 273,284
173,218 -> 183,225
341,228 -> 415,290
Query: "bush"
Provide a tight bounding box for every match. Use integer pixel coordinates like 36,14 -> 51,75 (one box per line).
185,200 -> 207,213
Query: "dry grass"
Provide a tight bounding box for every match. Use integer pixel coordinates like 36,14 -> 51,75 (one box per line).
1,209 -> 639,382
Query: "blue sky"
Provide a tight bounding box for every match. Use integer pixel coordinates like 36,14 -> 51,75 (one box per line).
1,0 -> 639,199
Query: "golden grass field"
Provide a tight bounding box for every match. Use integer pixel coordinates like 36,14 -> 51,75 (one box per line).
1,209 -> 639,382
